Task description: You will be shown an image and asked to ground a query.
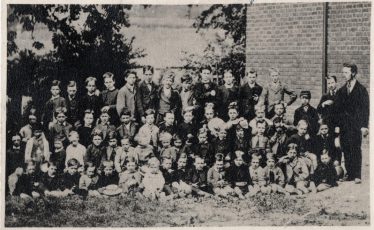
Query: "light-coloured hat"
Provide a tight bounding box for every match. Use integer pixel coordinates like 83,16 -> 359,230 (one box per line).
101,184 -> 122,196
207,117 -> 225,133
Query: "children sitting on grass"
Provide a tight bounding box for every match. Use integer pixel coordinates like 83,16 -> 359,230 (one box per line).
9,66 -> 353,203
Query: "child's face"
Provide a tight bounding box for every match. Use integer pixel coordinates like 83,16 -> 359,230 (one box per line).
143,70 -> 153,83
51,86 -> 61,96
92,135 -> 103,146
86,167 -> 96,177
12,136 -> 21,147
177,158 -> 187,169
126,74 -> 137,85
164,114 -> 175,125
198,133 -> 207,143
234,157 -> 243,166
145,114 -> 155,125
287,149 -> 297,159
27,165 -> 36,174
251,159 -> 259,169
194,158 -> 205,170
15,167 -> 24,176
174,139 -> 183,148
182,81 -> 191,90
236,128 -> 244,138
320,124 -> 329,136
104,166 -> 113,176
162,159 -> 172,170
257,123 -> 266,135
327,78 -> 337,91
48,165 -> 57,176
161,140 -> 171,148
301,96 -> 310,106
121,139 -> 130,150
297,123 -> 308,136
321,154 -> 331,164
86,81 -> 96,93
108,138 -> 117,147
84,114 -> 94,126
67,165 -> 78,175
126,162 -> 136,172
149,163 -> 159,174
100,113 -> 109,123
201,69 -> 211,84
215,161 -> 224,171
218,130 -> 227,140
255,109 -> 265,119
224,72 -> 234,85
267,159 -> 275,168
204,109 -> 214,120
54,141 -> 63,149
70,135 -> 79,146
67,86 -> 77,97
56,113 -> 67,123
29,116 -> 37,124
34,130 -> 42,138
228,109 -> 238,120
120,115 -> 131,124
270,71 -> 279,83
183,112 -> 193,123
104,78 -> 115,90
274,104 -> 284,115
247,73 -> 257,84
163,78 -> 173,88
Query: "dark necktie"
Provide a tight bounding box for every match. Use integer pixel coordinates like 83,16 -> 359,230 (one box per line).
269,170 -> 275,183
111,149 -> 116,160
347,81 -> 351,94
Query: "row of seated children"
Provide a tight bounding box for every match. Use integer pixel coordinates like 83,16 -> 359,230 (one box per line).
9,138 -> 340,200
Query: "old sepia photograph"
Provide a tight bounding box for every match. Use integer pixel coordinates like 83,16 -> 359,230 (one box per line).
3,0 -> 371,227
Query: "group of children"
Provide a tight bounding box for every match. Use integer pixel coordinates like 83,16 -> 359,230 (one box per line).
6,66 -> 345,200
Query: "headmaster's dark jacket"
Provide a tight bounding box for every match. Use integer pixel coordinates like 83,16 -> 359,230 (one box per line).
335,81 -> 369,135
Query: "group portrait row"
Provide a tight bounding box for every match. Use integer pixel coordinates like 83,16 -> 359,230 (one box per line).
6,62 -> 369,200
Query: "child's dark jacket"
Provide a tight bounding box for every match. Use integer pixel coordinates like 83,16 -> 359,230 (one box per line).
313,162 -> 338,186
227,164 -> 252,188
61,172 -> 80,190
97,172 -> 119,188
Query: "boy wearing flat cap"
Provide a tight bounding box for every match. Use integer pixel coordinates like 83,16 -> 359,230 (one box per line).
293,91 -> 319,137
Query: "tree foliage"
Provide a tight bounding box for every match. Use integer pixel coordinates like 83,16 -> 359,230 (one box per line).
7,4 -> 145,106
182,4 -> 246,84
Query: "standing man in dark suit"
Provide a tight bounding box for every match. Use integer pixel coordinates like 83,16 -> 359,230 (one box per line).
239,68 -> 265,121
335,63 -> 369,184
317,75 -> 339,133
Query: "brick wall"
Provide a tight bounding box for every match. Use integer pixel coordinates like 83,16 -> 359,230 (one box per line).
246,2 -> 371,148
246,2 -> 325,118
327,2 -> 371,91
